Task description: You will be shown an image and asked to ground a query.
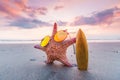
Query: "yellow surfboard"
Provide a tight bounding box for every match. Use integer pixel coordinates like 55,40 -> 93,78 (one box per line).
40,35 -> 50,47
76,29 -> 88,70
54,30 -> 68,42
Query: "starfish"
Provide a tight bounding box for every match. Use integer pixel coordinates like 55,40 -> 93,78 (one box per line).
34,23 -> 76,67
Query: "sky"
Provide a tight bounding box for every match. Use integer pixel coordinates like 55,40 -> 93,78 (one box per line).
0,0 -> 120,40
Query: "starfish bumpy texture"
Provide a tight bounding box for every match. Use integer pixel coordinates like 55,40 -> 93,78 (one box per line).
34,23 -> 76,67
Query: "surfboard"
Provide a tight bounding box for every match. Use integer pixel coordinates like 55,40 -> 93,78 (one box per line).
76,29 -> 88,70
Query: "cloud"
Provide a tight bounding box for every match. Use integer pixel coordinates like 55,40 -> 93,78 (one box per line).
8,17 -> 52,28
0,0 -> 27,18
71,7 -> 120,26
54,6 -> 64,10
25,7 -> 47,17
0,0 -> 48,18
0,2 -> 19,18
14,0 -> 27,9
114,7 -> 120,17
0,0 -> 50,28
56,20 -> 67,26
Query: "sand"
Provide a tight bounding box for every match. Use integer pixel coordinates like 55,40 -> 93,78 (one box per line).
0,42 -> 120,80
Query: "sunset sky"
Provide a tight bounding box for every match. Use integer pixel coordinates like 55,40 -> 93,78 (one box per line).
0,0 -> 120,40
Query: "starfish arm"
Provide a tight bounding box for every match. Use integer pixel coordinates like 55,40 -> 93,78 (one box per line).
34,44 -> 46,51
63,37 -> 76,47
52,23 -> 57,38
46,55 -> 54,64
58,57 -> 72,67
44,60 -> 53,64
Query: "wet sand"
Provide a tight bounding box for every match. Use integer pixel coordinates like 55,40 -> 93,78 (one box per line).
0,42 -> 120,80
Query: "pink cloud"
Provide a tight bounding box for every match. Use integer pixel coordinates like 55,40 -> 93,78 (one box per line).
71,7 -> 120,26
0,0 -> 48,18
13,0 -> 28,10
0,0 -> 50,28
114,9 -> 120,17
54,5 -> 64,10
24,6 -> 47,18
0,0 -> 28,18
0,1 -> 21,18
35,7 -> 47,15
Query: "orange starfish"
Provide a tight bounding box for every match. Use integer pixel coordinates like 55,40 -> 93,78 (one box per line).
34,23 -> 76,67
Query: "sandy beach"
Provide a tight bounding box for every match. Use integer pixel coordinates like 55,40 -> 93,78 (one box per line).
0,42 -> 120,80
